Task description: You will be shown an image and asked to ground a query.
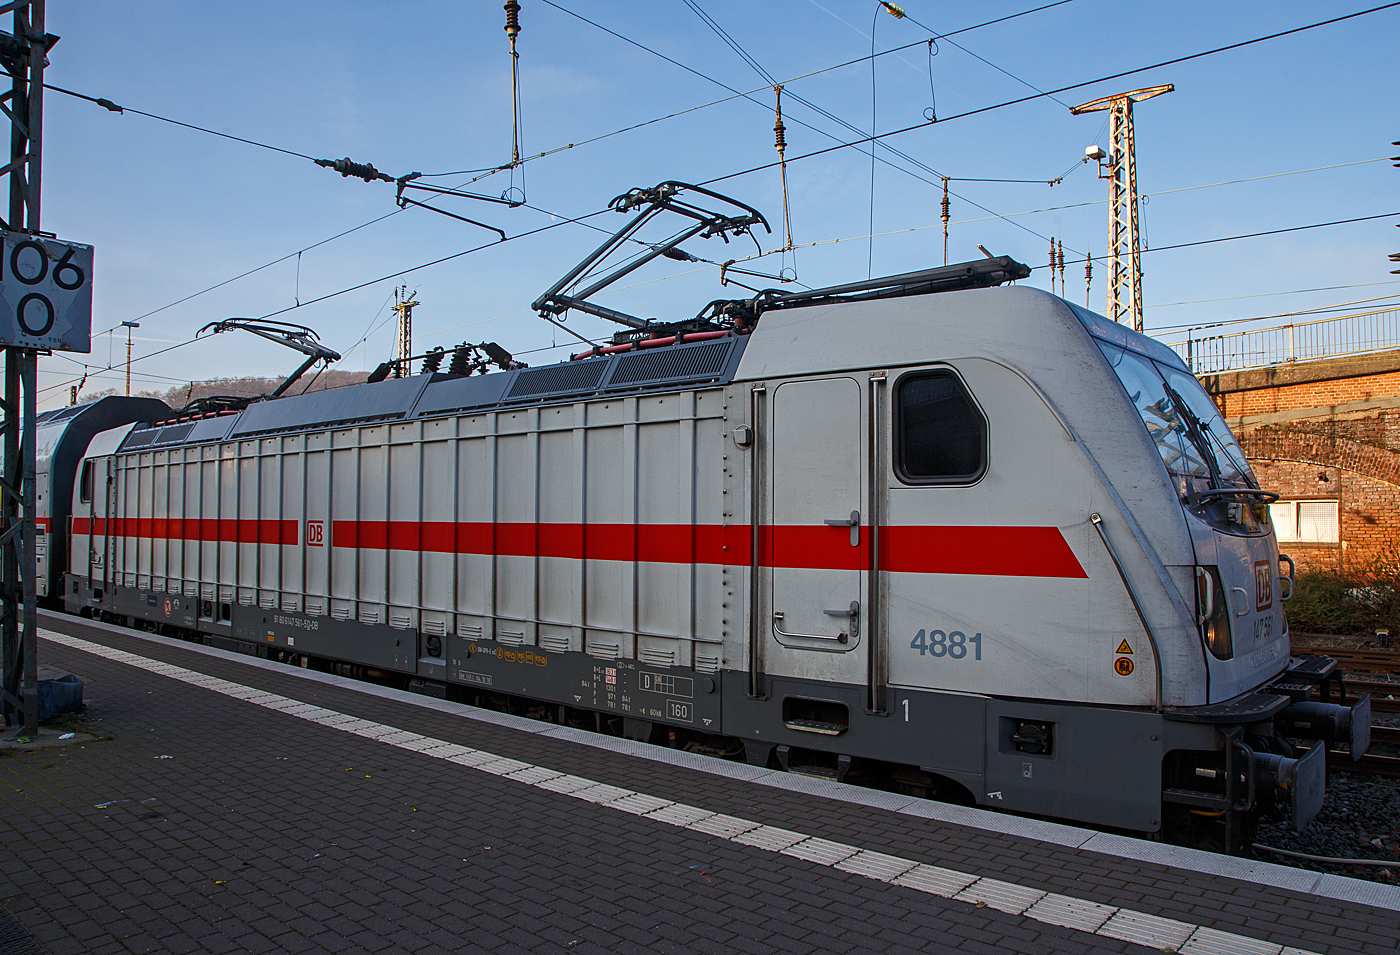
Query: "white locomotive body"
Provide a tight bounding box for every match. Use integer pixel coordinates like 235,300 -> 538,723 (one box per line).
59,259 -> 1369,849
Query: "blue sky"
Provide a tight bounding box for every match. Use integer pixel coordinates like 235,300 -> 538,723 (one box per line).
32,1 -> 1400,408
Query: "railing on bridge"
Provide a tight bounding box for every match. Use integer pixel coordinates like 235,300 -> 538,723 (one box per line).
1160,306 -> 1400,374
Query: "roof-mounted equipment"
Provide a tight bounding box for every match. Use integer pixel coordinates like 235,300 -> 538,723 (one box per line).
366,341 -> 522,384
532,181 -> 770,339
197,318 -> 342,398
697,255 -> 1031,327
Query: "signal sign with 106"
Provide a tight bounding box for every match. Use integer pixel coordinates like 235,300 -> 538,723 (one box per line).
0,230 -> 93,353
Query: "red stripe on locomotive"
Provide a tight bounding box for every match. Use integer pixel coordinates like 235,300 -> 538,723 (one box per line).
74,518 -> 1085,578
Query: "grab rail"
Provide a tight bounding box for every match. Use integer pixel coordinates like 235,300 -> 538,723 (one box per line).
867,373 -> 887,714
1091,513 -> 1164,712
747,384 -> 767,699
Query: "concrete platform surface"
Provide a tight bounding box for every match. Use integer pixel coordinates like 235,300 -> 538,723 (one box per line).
0,612 -> 1394,955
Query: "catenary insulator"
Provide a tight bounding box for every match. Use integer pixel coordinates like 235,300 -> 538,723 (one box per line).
504,1 -> 521,40
315,157 -> 392,183
448,343 -> 473,377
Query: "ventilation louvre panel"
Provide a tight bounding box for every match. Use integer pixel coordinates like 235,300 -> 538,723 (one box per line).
607,341 -> 731,388
640,646 -> 677,668
506,361 -> 608,400
540,633 -> 571,653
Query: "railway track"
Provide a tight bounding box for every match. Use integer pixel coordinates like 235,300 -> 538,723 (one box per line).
1340,677 -> 1400,712
1332,722 -> 1400,778
1336,750 -> 1400,778
1288,642 -> 1400,715
1290,642 -> 1400,674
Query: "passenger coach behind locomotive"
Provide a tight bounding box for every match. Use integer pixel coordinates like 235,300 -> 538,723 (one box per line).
58,243 -> 1369,854
34,395 -> 171,605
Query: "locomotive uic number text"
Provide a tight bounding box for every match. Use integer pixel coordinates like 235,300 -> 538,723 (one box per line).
910,629 -> 982,660
1253,615 -> 1273,644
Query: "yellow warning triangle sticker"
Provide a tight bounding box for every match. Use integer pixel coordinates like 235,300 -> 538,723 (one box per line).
1116,639 -> 1133,654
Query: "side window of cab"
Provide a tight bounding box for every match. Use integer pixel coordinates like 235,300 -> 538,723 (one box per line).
79,461 -> 94,504
894,371 -> 987,484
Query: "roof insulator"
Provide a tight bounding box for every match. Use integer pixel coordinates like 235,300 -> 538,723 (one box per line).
421,347 -> 446,375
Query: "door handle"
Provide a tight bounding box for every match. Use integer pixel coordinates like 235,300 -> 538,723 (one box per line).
823,510 -> 860,546
823,600 -> 861,638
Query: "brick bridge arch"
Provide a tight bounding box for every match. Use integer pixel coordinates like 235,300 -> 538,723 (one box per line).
1239,429 -> 1400,488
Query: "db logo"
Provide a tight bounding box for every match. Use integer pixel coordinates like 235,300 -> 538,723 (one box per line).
1254,560 -> 1273,612
306,520 -> 325,547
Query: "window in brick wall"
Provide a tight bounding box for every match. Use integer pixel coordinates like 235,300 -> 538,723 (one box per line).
1269,499 -> 1340,543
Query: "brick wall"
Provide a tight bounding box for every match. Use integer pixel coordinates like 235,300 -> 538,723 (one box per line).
1202,350 -> 1400,573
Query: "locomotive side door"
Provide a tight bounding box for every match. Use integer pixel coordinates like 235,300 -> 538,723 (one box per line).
765,376 -> 867,686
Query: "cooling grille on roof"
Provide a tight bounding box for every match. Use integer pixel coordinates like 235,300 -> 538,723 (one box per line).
606,340 -> 731,387
506,360 -> 608,400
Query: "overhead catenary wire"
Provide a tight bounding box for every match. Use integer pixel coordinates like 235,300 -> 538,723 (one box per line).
696,2 -> 1400,189
548,0 -> 1085,257
50,0 -> 1378,217
45,0 -> 1094,262
255,210 -> 610,323
890,4 -> 1073,108
1144,290 -> 1400,336
48,10 -> 1079,332
1029,211 -> 1400,271
495,0 -> 1077,176
43,5 -> 1400,400
43,83 -> 318,161
124,150 -> 1384,341
53,206 -> 616,395
562,2 -> 1400,262
1148,281 -> 1400,314
343,211 -> 1400,370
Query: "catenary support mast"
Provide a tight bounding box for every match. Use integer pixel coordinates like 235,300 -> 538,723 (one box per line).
1071,85 -> 1172,332
0,0 -> 54,739
392,287 -> 417,379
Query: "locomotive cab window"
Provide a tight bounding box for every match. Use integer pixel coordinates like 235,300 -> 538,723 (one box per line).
895,371 -> 986,483
79,461 -> 93,504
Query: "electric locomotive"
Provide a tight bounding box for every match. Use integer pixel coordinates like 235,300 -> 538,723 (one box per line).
48,184 -> 1370,854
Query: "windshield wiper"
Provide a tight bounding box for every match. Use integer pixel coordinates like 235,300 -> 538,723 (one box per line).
1165,385 -> 1223,490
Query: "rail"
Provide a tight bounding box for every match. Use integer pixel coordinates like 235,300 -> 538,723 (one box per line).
1159,306 -> 1400,374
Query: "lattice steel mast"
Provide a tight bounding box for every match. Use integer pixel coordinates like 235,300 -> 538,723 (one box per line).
0,0 -> 56,739
392,287 -> 417,379
1071,85 -> 1172,332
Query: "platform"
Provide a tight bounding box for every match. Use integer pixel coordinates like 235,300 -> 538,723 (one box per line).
0,612 -> 1395,955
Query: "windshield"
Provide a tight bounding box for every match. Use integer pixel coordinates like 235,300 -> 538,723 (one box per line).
1156,364 -> 1254,489
1097,340 -> 1257,496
